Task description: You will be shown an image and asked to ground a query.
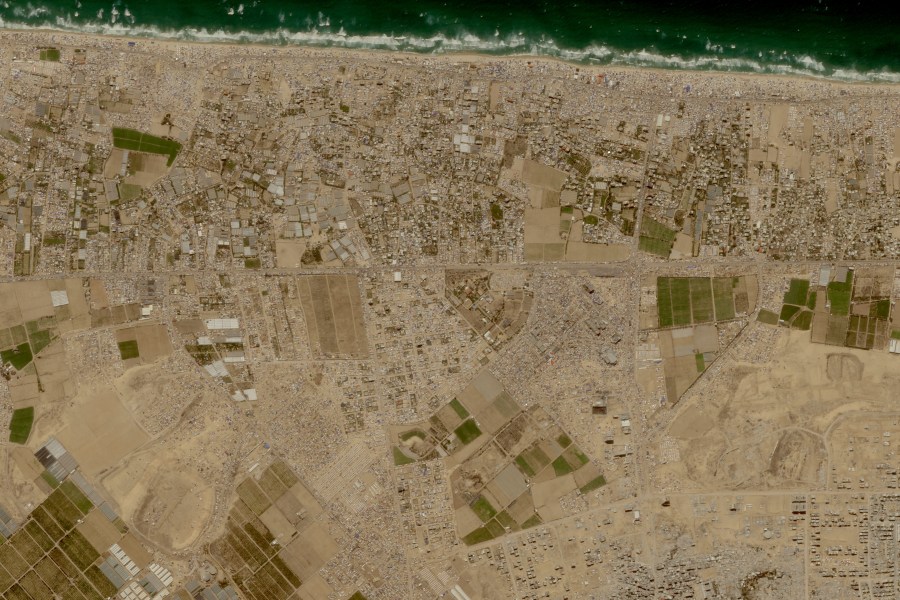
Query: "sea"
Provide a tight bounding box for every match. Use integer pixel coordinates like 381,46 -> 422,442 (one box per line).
1,0 -> 898,82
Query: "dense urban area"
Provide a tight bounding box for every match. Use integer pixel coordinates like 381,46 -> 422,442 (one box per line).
0,29 -> 899,600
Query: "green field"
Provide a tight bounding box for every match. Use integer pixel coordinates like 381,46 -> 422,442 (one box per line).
117,340 -> 140,360
111,127 -> 182,166
551,455 -> 574,476
449,398 -> 469,419
658,276 -> 745,327
514,454 -> 536,477
806,290 -> 818,310
392,446 -> 415,466
579,474 -> 607,494
689,277 -> 714,323
779,304 -> 801,322
8,407 -> 34,444
462,526 -> 495,545
657,277 -> 674,327
783,278 -> 810,306
30,329 -> 54,355
521,514 -> 543,528
791,310 -> 813,331
1,342 -> 33,370
454,419 -> 482,445
827,273 -> 853,316
669,278 -> 692,326
712,277 -> 736,320
873,299 -> 891,319
399,429 -> 426,442
695,353 -> 705,372
39,48 -> 60,61
757,309 -> 779,325
639,217 -> 677,258
471,496 -> 497,522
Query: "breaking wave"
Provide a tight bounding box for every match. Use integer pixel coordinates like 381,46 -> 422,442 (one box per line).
1,11 -> 899,83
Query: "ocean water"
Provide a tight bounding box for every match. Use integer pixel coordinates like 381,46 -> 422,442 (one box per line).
0,0 -> 898,82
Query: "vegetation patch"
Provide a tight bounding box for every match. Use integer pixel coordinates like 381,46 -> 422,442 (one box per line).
521,514 -> 543,529
779,304 -> 801,323
111,127 -> 182,166
669,278 -> 692,326
556,433 -> 572,448
827,273 -> 853,316
757,309 -> 779,325
689,277 -> 714,323
462,526 -> 495,545
695,353 -> 705,373
59,529 -> 100,570
118,339 -> 140,360
783,278 -> 810,306
454,418 -> 482,445
392,446 -> 416,466
582,215 -> 599,225
30,329 -> 54,355
791,310 -> 813,331
551,455 -> 574,476
399,429 -> 427,442
639,217 -> 676,258
471,496 -> 498,522
39,48 -> 60,61
806,290 -> 818,310
579,474 -> 607,494
490,203 -> 504,220
514,454 -> 536,477
657,277 -> 674,327
59,480 -> 93,514
8,407 -> 34,444
485,519 -> 506,538
43,232 -> 66,245
495,511 -> 517,530
40,470 -> 60,489
118,183 -> 142,202
449,398 -> 469,419
1,342 -> 33,370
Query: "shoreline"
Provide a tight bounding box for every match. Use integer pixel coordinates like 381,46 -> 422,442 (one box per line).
1,24 -> 900,88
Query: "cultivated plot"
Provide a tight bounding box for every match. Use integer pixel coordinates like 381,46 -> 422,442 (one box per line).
111,128 -> 182,167
296,274 -> 369,359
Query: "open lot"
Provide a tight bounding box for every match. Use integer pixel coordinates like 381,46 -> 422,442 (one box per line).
296,274 -> 369,358
56,384 -> 149,476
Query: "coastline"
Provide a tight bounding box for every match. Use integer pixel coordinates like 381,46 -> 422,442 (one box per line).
2,23 -> 900,88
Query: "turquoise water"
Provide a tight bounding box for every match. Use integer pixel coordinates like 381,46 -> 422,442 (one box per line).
1,0 -> 898,81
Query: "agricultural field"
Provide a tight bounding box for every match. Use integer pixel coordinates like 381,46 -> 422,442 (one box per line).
774,278 -> 816,330
0,469 -> 152,600
774,268 -> 897,350
452,404 -> 603,546
638,217 -> 677,258
111,128 -> 182,166
211,461 -> 328,600
8,407 -> 34,444
656,276 -> 756,328
296,274 -> 369,359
